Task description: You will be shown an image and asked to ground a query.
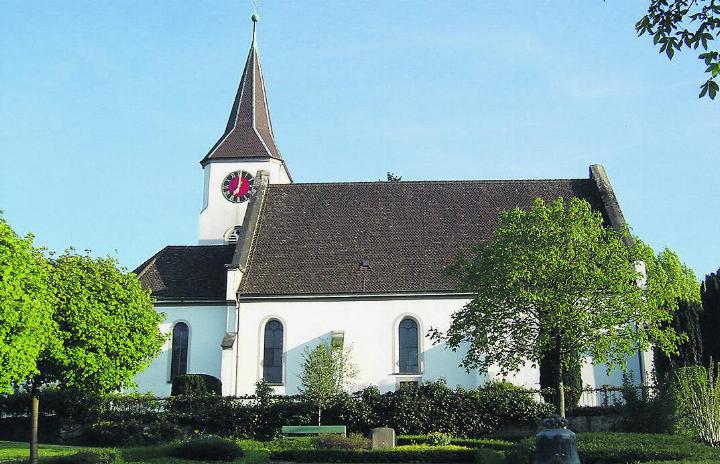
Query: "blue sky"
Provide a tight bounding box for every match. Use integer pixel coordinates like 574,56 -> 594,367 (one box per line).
1,1 -> 718,278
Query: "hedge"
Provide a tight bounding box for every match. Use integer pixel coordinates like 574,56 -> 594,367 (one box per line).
269,448 -> 489,463
397,435 -> 514,451
0,380 -> 552,445
506,432 -> 720,464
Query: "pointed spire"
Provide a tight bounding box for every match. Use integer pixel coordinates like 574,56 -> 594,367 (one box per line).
200,15 -> 283,165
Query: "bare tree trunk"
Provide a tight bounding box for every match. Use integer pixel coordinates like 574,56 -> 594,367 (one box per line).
30,387 -> 39,464
317,407 -> 322,426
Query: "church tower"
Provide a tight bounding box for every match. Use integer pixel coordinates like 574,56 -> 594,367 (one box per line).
198,15 -> 291,245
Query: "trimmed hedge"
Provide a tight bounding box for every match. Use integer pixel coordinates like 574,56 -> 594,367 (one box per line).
171,436 -> 244,461
397,435 -> 514,451
270,448 -> 480,463
506,432 -> 720,464
42,450 -> 120,464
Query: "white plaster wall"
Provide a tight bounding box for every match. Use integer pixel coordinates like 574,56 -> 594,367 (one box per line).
234,297 -> 542,396
198,159 -> 290,244
133,305 -> 231,396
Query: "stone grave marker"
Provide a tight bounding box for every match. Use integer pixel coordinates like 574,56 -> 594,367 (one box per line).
371,427 -> 396,450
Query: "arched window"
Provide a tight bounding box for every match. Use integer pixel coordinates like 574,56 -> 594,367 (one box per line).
170,322 -> 189,380
398,318 -> 420,374
263,319 -> 284,384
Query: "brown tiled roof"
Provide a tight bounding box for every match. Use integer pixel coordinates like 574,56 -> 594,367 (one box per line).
238,179 -> 607,296
135,245 -> 235,301
200,37 -> 282,165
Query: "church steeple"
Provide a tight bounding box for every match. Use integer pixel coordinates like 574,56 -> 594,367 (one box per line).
200,14 -> 283,165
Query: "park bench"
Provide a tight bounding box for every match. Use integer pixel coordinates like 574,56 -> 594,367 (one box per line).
281,425 -> 347,437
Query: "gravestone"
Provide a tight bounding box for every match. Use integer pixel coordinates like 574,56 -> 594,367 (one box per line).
371,427 -> 396,450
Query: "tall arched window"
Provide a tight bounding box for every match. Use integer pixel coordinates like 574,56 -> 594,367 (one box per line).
263,319 -> 284,384
170,322 -> 189,380
398,318 -> 420,374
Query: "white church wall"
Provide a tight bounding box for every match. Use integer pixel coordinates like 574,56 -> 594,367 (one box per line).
234,296 -> 542,396
199,158 -> 290,244
133,304 -> 231,396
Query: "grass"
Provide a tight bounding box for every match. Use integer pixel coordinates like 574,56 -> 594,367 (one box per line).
0,442 -> 83,461
0,441 -> 268,464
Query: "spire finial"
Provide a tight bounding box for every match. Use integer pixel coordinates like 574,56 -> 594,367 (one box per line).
251,13 -> 259,45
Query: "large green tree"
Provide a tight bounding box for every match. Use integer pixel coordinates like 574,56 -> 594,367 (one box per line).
432,197 -> 681,417
26,251 -> 165,463
636,0 -> 720,99
0,216 -> 55,393
652,249 -> 703,381
298,343 -> 358,425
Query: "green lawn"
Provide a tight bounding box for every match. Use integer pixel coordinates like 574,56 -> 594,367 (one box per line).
0,442 -> 81,461
0,441 -> 268,464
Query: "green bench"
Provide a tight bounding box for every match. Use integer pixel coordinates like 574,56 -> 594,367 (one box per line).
281,425 -> 347,437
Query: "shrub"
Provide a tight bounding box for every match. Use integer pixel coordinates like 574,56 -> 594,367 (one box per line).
0,379 -> 552,443
397,435 -> 514,451
270,447 -> 478,463
43,450 -> 120,464
84,417 -> 183,446
617,374 -> 674,433
316,433 -> 370,450
674,364 -> 720,446
426,432 -> 452,446
171,374 -> 222,396
172,436 -> 244,461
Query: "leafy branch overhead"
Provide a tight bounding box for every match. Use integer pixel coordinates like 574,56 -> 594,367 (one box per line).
637,0 -> 720,99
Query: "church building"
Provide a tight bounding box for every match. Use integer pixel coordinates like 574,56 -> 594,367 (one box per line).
133,17 -> 650,398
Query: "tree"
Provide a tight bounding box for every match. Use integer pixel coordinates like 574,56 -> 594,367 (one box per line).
431,197 -> 680,418
0,216 -> 54,393
26,250 -> 165,464
652,249 -> 703,381
701,269 -> 720,365
636,1 -> 720,99
298,343 -> 358,425
385,172 -> 402,182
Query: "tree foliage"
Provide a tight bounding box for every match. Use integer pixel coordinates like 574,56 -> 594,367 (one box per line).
432,197 -> 681,415
298,343 -> 358,425
701,269 -> 720,365
0,216 -> 55,393
636,0 -> 720,99
652,249 -> 703,381
28,251 -> 165,392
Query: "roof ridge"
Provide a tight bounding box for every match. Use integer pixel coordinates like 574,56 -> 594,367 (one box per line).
269,178 -> 591,187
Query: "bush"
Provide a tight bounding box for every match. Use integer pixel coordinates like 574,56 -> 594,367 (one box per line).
172,436 -> 244,461
426,432 -> 452,446
84,417 -> 183,446
0,379 -> 552,443
397,435 -> 514,451
506,432 -> 720,464
43,450 -> 120,464
316,433 -> 370,450
617,374 -> 674,434
171,374 -> 222,396
270,447 -> 478,463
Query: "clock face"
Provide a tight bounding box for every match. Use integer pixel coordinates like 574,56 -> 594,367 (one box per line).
221,171 -> 254,203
